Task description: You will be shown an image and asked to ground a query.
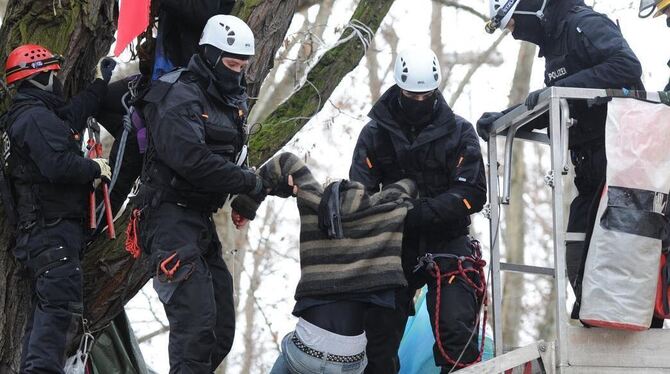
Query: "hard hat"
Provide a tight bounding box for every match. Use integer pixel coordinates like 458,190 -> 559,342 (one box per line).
199,14 -> 255,56
486,0 -> 548,33
5,44 -> 62,85
394,47 -> 441,92
488,0 -> 522,32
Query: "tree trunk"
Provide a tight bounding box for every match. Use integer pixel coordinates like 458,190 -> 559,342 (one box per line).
0,0 -> 115,96
249,0 -> 394,166
0,1 -> 299,371
501,41 -> 536,349
0,1 -> 115,371
249,0 -> 334,124
234,0 -> 299,103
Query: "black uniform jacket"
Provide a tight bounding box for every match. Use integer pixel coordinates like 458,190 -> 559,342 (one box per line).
350,86 -> 487,253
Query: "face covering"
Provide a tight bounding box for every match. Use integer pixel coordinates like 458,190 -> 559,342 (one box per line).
398,91 -> 437,126
212,62 -> 244,97
511,0 -> 545,45
201,45 -> 246,97
26,71 -> 63,95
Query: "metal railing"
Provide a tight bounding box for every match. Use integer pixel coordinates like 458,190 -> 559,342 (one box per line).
484,87 -> 665,373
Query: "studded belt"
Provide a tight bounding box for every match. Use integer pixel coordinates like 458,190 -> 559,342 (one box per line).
290,332 -> 366,364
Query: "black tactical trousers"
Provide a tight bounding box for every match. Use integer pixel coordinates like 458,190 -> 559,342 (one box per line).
567,141 -> 606,289
364,235 -> 480,373
13,219 -> 84,374
140,202 -> 235,374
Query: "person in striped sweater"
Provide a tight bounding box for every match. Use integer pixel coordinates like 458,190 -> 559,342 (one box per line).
231,152 -> 417,374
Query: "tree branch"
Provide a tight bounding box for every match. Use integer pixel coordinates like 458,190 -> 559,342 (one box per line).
137,326 -> 170,344
249,0 -> 395,166
434,0 -> 489,21
449,30 -> 509,107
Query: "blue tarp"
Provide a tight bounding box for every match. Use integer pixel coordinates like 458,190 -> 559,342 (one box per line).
398,287 -> 494,374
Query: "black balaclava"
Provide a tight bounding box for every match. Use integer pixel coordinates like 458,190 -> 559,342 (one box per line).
201,44 -> 248,97
25,71 -> 63,96
18,71 -> 66,111
397,90 -> 438,128
511,0 -> 546,45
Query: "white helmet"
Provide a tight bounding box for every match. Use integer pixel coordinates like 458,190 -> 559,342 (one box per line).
199,14 -> 255,56
394,47 -> 441,92
487,0 -> 548,33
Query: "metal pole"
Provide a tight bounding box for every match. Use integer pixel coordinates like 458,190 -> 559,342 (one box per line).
549,90 -> 570,370
487,132 -> 504,358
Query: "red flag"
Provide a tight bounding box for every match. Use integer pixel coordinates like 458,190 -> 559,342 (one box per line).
114,0 -> 151,57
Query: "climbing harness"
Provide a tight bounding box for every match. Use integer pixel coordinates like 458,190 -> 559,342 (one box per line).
414,239 -> 488,369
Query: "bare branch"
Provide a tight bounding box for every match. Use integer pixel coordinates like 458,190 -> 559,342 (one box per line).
137,326 -> 170,344
434,0 -> 489,21
449,30 -> 509,107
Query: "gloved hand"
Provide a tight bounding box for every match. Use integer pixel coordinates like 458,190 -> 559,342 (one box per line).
92,158 -> 111,187
404,198 -> 423,229
246,174 -> 268,203
96,57 -> 117,83
270,175 -> 299,198
476,112 -> 503,142
525,88 -> 547,110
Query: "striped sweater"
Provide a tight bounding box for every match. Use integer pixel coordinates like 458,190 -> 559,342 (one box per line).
233,152 -> 417,299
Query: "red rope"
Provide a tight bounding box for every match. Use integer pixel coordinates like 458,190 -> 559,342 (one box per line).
432,254 -> 488,369
124,208 -> 142,259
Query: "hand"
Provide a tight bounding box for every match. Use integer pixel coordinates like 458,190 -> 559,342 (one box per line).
404,199 -> 423,229
91,158 -> 111,187
246,174 -> 268,203
271,175 -> 299,198
231,210 -> 249,230
525,88 -> 547,110
97,57 -> 117,83
476,112 -> 503,142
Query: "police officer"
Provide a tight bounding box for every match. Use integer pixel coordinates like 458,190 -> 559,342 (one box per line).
477,0 -> 644,291
639,0 -> 670,91
349,46 -> 487,373
3,45 -> 114,373
96,0 -> 237,218
135,15 -> 265,373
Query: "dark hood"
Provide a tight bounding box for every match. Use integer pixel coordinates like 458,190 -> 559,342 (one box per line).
186,54 -> 249,110
543,0 -> 586,38
369,85 -> 457,145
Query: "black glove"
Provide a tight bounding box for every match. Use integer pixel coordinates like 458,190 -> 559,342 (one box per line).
404,199 -> 423,229
525,88 -> 547,110
476,112 -> 503,142
98,57 -> 117,83
246,174 -> 268,203
269,175 -> 297,198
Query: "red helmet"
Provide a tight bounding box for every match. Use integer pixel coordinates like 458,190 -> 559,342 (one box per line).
5,44 -> 62,85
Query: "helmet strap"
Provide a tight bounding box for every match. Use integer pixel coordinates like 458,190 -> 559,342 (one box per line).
26,71 -> 55,92
514,0 -> 548,21
201,45 -> 224,70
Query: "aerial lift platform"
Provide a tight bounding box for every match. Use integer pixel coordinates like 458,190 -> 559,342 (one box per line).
460,87 -> 670,374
